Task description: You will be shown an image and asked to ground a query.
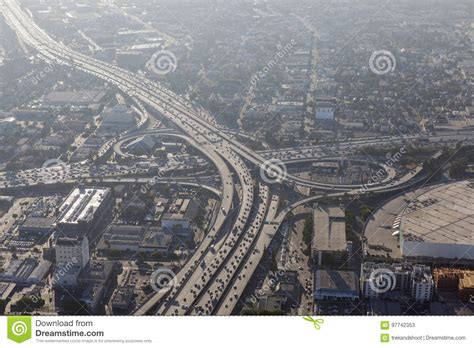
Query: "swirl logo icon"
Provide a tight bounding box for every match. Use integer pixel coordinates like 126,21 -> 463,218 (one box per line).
369,268 -> 396,294
7,316 -> 32,343
260,158 -> 287,184
148,50 -> 178,75
150,268 -> 177,293
369,50 -> 396,75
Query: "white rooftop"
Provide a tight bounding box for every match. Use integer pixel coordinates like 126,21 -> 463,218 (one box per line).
57,187 -> 110,225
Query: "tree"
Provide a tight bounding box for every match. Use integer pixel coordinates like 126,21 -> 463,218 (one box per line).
449,160 -> 466,179
110,249 -> 122,258
302,217 -> 313,256
360,207 -> 373,221
12,296 -> 44,312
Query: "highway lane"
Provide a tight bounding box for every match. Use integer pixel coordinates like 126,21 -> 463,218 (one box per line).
257,131 -> 474,160
216,194 -> 280,315
188,183 -> 270,315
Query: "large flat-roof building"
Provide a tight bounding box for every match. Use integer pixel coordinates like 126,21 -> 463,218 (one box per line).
97,105 -> 136,135
55,186 -> 112,237
400,180 -> 474,261
314,270 -> 359,301
43,90 -> 106,106
311,205 -> 347,265
0,258 -> 51,285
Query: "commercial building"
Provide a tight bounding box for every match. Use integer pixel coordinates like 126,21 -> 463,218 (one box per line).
312,161 -> 340,175
314,270 -> 359,301
311,204 -> 347,265
0,258 -> 51,285
78,261 -> 115,314
97,225 -> 173,255
111,286 -> 135,313
315,103 -> 335,121
140,227 -> 174,254
53,236 -> 90,288
0,259 -> 37,283
399,180 -> 474,261
256,271 -> 300,312
43,90 -> 106,107
55,186 -> 112,238
97,105 -> 136,135
126,135 -> 156,155
19,216 -> 55,237
98,225 -> 145,252
315,98 -> 337,122
161,198 -> 197,237
55,236 -> 90,269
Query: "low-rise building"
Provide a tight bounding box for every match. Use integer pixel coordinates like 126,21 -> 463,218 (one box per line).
111,286 -> 135,314
0,258 -> 50,285
433,268 -> 474,302
314,270 -> 359,301
97,105 -> 136,135
97,225 -> 173,256
19,216 -> 55,237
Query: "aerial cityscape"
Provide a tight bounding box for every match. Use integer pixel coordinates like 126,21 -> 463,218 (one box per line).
0,0 -> 473,317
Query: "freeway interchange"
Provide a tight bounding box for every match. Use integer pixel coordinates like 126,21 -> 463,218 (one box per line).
1,0 -> 472,316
